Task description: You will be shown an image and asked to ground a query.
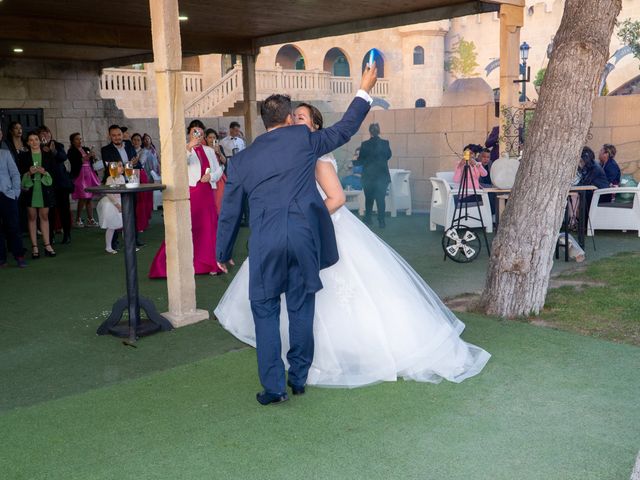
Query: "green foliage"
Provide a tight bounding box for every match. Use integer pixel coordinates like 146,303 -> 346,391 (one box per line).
533,67 -> 546,88
617,18 -> 640,68
447,39 -> 479,78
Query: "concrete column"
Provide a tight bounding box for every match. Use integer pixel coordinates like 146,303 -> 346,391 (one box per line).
499,4 -> 524,156
149,0 -> 208,327
241,53 -> 260,143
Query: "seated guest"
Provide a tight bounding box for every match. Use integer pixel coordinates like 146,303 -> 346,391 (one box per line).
478,148 -> 492,187
578,146 -> 609,207
340,148 -> 363,190
598,143 -> 621,187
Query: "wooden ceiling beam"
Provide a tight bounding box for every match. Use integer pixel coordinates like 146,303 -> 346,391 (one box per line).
0,15 -> 256,57
255,1 -> 499,47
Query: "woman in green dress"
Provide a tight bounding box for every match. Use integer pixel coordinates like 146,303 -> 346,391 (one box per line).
17,132 -> 56,258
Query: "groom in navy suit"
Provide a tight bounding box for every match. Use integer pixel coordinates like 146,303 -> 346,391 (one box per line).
216,65 -> 377,405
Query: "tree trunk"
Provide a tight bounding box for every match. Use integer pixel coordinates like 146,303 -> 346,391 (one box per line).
479,0 -> 621,317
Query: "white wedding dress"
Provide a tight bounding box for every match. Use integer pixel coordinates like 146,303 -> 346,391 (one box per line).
214,154 -> 490,387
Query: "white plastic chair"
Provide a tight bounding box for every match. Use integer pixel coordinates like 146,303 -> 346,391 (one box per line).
429,177 -> 493,233
587,186 -> 640,236
343,189 -> 363,211
435,171 -> 455,184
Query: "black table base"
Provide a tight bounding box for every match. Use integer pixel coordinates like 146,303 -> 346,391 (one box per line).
87,183 -> 172,344
97,296 -> 173,339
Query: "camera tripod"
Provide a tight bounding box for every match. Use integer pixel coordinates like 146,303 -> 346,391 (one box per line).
442,150 -> 491,263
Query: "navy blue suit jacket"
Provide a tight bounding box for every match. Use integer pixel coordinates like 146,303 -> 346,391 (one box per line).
217,96 -> 370,302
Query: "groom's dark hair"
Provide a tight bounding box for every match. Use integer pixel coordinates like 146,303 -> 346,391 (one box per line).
261,94 -> 292,129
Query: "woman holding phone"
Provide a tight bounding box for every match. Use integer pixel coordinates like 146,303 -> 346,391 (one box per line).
17,132 -> 57,258
148,120 -> 224,278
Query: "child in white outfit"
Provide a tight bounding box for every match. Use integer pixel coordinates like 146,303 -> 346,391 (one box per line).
96,163 -> 125,254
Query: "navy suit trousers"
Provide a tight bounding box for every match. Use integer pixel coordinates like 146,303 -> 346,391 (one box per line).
250,241 -> 316,394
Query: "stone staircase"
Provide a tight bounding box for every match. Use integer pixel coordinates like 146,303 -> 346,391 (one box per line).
101,65 -> 390,119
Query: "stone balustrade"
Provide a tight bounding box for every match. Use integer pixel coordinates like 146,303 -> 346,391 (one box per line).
100,68 -> 148,93
100,68 -> 203,95
102,66 -> 391,118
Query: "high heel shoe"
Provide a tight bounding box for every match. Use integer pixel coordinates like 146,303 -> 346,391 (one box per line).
31,245 -> 40,259
43,244 -> 56,258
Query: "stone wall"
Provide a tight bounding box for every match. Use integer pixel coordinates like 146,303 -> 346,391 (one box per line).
0,59 -> 158,151
588,95 -> 640,180
0,59 -> 250,159
326,102 -> 498,212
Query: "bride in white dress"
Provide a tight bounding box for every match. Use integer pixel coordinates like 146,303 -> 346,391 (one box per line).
215,103 -> 490,388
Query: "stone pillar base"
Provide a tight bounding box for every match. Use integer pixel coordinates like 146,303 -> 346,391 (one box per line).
163,308 -> 209,328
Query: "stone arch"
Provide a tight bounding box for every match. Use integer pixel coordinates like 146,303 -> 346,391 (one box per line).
275,44 -> 306,70
323,47 -> 351,77
361,49 -> 385,78
221,54 -> 240,76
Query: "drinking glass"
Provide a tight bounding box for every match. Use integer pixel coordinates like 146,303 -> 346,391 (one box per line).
109,162 -> 119,186
124,162 -> 134,179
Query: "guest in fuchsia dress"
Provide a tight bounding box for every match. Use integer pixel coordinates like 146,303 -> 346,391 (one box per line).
148,120 -> 224,278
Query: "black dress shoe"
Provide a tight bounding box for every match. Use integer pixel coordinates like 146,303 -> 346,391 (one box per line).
61,236 -> 71,245
378,220 -> 386,228
287,381 -> 305,396
256,391 -> 289,405
135,240 -> 145,247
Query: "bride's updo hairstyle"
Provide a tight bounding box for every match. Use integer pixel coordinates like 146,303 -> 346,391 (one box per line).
297,102 -> 324,131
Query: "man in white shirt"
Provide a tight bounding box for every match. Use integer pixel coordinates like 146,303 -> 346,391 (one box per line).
218,121 -> 246,161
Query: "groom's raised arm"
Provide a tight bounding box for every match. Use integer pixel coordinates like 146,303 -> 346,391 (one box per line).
310,64 -> 377,157
216,157 -> 244,263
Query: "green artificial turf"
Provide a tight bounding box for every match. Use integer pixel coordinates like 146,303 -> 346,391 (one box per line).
1,315 -> 638,480
1,212 -> 639,479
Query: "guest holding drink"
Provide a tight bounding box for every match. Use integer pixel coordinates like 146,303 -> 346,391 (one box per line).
149,120 -> 224,277
97,162 -> 125,254
17,132 -> 56,258
68,133 -> 100,227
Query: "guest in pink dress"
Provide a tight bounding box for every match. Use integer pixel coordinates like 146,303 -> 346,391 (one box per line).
67,133 -> 100,227
453,148 -> 488,205
205,128 -> 228,214
131,133 -> 154,232
148,120 -> 224,278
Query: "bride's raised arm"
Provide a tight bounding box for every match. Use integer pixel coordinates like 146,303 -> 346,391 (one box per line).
316,159 -> 345,214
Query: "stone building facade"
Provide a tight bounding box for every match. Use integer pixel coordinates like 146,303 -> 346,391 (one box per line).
100,0 -> 640,119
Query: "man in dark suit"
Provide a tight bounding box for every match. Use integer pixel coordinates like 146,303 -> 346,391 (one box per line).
216,65 -> 377,405
100,125 -> 140,248
354,123 -> 392,228
100,125 -> 137,182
